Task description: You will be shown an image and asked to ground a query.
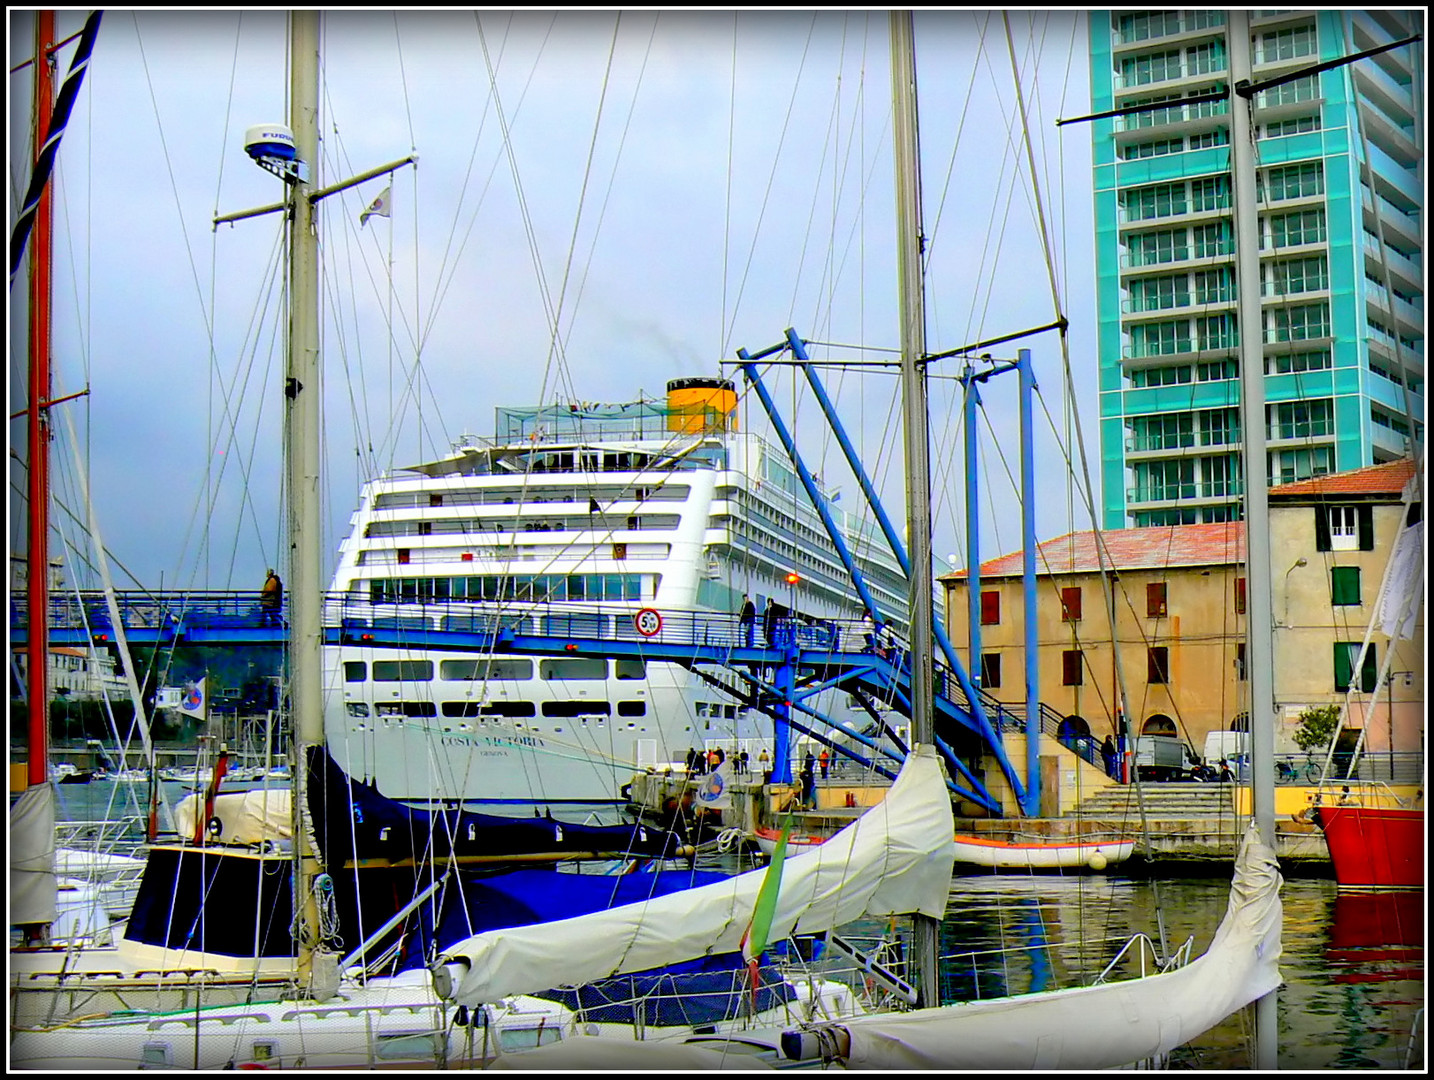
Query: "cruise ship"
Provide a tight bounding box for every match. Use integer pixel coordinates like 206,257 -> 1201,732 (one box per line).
322,377 -> 911,818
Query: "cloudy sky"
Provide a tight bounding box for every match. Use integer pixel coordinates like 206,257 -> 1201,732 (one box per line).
10,9 -> 1097,596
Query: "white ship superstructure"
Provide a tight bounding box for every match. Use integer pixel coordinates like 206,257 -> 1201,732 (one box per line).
323,378 -> 909,816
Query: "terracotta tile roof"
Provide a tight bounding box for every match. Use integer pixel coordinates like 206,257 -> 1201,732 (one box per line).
946,521 -> 1247,580
1269,457 -> 1417,500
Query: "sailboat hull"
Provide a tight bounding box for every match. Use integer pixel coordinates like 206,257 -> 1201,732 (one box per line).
951,834 -> 1134,870
1311,804 -> 1424,889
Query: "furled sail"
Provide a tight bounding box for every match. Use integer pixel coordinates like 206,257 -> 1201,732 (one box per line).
433,744 -> 954,1006
797,822 -> 1282,1070
10,782 -> 58,926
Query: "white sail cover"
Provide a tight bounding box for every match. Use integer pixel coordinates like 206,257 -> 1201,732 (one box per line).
823,822 -> 1282,1069
436,745 -> 954,1006
174,789 -> 292,845
10,781 -> 58,925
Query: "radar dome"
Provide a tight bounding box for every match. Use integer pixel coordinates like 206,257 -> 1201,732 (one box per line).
244,124 -> 297,162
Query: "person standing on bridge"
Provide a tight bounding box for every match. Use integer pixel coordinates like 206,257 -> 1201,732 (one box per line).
260,569 -> 283,626
739,594 -> 756,647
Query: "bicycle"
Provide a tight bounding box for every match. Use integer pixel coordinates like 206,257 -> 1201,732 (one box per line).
1275,753 -> 1322,783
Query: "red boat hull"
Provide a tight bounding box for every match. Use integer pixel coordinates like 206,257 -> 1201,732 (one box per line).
1313,804 -> 1424,889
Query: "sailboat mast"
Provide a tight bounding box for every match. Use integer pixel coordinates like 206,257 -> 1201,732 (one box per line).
25,9 -> 56,789
889,9 -> 941,1010
286,9 -> 326,985
1226,10 -> 1278,1069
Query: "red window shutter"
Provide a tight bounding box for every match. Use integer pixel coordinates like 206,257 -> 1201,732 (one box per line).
1146,582 -> 1167,618
980,590 -> 1001,625
1235,576 -> 1246,614
1061,586 -> 1082,621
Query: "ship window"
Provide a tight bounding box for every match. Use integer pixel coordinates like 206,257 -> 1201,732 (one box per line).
373,660 -> 434,682
542,700 -> 612,717
480,701 -> 536,717
376,1033 -> 446,1061
252,1042 -> 276,1062
344,661 -> 367,683
615,659 -> 646,680
346,702 -> 371,718
141,1043 -> 171,1066
440,659 -> 534,681
617,701 -> 647,717
540,658 -> 608,681
442,702 -> 480,717
400,702 -> 437,717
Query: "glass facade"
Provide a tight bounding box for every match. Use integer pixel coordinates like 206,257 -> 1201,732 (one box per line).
1091,11 -> 1424,529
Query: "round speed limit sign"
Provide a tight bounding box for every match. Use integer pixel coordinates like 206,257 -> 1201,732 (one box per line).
633,608 -> 663,637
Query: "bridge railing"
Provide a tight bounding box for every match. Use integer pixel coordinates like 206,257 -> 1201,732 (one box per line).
11,590 -> 269,633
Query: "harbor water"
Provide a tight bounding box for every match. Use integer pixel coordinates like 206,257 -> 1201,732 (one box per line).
919,872 -> 1424,1070
43,779 -> 1424,1071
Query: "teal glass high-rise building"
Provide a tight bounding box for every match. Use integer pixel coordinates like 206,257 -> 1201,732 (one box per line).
1089,10 -> 1423,529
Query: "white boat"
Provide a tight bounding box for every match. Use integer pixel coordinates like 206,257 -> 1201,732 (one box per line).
750,825 -> 831,859
321,385 -> 910,819
950,834 -> 1134,871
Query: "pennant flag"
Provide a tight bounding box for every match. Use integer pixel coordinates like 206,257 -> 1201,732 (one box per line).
360,185 -> 391,226
178,677 -> 207,721
740,813 -> 792,1008
694,760 -> 733,811
589,497 -> 601,514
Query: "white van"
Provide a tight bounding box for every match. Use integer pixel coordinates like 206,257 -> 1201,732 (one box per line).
1203,730 -> 1249,766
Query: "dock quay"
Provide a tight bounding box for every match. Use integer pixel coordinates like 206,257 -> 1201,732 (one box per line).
626,771 -> 1338,873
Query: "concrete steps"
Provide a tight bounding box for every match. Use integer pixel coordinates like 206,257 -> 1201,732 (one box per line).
1071,781 -> 1238,819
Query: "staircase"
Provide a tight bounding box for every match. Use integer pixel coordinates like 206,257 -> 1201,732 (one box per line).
1071,781 -> 1237,819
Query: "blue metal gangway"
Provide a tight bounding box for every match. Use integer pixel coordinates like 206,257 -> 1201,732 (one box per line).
14,591 -> 1030,812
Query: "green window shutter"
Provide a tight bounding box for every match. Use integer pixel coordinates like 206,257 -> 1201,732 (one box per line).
1333,643 -> 1353,692
1330,566 -> 1361,606
1357,505 -> 1374,550
1360,644 -> 1378,693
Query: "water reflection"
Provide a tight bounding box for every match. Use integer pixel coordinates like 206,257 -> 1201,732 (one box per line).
866,873 -> 1424,1070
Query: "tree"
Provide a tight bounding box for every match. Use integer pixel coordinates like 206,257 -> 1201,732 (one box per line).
1292,704 -> 1340,752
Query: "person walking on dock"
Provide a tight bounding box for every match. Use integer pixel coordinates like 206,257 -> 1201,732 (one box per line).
260,569 -> 283,626
739,594 -> 756,647
800,751 -> 817,809
819,748 -> 830,780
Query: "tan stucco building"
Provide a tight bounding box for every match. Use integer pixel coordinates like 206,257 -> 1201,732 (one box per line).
941,458 -> 1422,764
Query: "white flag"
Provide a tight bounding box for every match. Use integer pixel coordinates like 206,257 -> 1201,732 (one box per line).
694,760 -> 734,811
178,677 -> 208,721
1376,516 -> 1423,641
360,185 -> 391,226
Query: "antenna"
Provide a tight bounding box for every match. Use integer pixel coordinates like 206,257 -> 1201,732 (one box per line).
244,123 -> 308,184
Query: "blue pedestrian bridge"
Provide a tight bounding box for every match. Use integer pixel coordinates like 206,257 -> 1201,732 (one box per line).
13,590 -> 1103,815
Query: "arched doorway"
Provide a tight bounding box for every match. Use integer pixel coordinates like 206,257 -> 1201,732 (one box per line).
1142,714 -> 1177,736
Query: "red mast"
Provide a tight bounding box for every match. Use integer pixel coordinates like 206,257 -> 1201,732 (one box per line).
26,10 -> 55,787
